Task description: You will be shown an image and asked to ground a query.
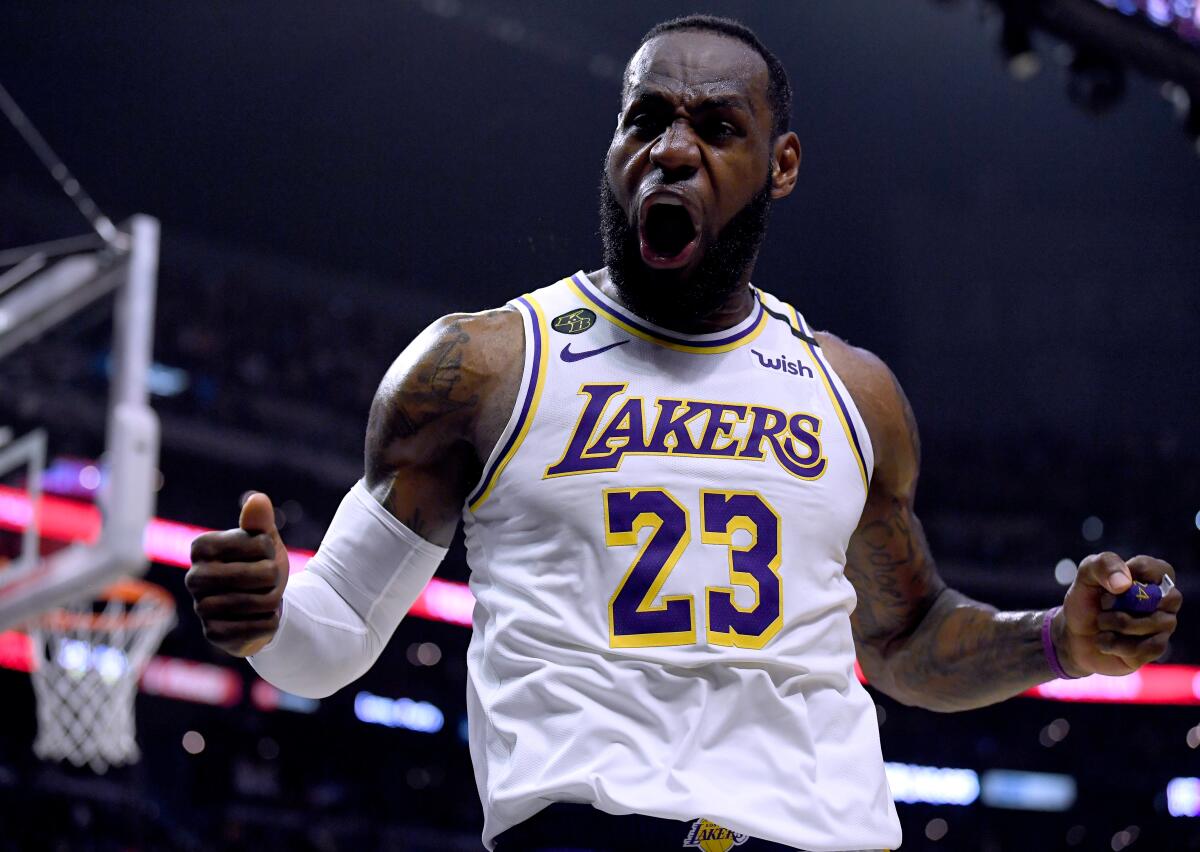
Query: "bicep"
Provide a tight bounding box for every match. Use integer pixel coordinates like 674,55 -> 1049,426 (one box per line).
828,342 -> 945,673
363,311 -> 518,546
845,493 -> 944,660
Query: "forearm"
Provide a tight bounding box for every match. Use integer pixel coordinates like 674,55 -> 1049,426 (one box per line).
248,479 -> 447,698
870,587 -> 1052,712
248,570 -> 379,698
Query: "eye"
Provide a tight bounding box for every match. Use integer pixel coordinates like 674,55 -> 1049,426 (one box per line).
701,119 -> 740,142
629,112 -> 664,134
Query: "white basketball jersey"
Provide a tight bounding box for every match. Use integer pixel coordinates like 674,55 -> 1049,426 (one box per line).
462,270 -> 901,851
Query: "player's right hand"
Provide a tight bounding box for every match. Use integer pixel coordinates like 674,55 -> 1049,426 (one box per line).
186,492 -> 290,658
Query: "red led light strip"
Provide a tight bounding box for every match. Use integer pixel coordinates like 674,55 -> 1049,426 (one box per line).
0,485 -> 472,626
1,485 -> 1196,705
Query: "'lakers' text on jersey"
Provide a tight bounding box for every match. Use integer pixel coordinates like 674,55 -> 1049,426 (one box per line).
462,270 -> 902,852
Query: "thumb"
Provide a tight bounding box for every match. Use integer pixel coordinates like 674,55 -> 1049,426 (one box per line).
1077,552 -> 1133,596
239,492 -> 277,537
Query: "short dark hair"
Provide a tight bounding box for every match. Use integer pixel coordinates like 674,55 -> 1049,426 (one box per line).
630,14 -> 792,138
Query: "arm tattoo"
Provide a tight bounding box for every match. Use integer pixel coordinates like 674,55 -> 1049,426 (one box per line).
367,321 -> 479,448
363,318 -> 484,541
846,497 -> 936,650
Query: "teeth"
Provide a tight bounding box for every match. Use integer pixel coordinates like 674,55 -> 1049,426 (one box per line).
649,195 -> 684,207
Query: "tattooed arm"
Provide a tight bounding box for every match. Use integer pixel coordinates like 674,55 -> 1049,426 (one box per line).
819,333 -> 1181,712
364,309 -> 524,542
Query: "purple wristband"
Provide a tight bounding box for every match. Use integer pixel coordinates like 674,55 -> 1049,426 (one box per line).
1042,606 -> 1081,680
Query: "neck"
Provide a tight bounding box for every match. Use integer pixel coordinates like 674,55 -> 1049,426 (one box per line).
589,266 -> 758,335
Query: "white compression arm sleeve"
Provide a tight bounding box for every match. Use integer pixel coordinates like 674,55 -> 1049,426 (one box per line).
247,479 -> 448,698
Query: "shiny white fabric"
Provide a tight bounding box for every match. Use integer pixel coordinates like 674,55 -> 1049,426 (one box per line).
248,479 -> 447,699
464,272 -> 901,852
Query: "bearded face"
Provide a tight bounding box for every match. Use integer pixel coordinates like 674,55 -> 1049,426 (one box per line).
598,168 -> 773,326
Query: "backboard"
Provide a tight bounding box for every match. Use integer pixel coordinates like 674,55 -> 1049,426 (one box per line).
0,217 -> 161,630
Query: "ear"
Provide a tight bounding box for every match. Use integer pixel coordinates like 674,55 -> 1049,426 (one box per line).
770,131 -> 802,200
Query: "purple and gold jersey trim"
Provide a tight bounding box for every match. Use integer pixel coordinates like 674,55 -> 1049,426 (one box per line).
467,294 -> 549,511
789,305 -> 871,495
567,273 -> 767,354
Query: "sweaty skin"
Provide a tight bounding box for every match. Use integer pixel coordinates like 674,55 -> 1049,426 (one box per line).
189,29 -> 1180,703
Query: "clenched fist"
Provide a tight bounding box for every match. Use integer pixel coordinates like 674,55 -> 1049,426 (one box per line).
186,492 -> 289,657
1055,552 -> 1182,678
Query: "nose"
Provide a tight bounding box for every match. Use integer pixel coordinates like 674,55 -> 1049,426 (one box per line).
648,118 -> 700,181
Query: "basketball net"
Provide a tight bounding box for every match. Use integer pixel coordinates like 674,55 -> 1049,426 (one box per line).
28,579 -> 175,773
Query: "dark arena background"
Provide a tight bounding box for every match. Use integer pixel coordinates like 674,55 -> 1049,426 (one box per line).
2,1 -> 1199,850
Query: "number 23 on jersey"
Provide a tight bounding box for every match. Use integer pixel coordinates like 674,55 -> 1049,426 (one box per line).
603,488 -> 783,650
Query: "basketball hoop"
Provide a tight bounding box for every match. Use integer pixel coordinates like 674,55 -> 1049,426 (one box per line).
28,578 -> 176,773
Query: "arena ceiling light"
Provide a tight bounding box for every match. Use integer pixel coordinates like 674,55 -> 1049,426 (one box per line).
1092,0 -> 1200,43
949,0 -> 1200,152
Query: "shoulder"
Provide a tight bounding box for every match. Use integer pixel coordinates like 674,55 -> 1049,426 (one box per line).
366,306 -> 524,465
814,330 -> 920,494
414,306 -> 523,370
812,331 -> 896,419
381,306 -> 523,400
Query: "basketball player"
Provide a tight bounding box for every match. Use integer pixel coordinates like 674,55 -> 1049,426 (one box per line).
186,16 -> 1182,852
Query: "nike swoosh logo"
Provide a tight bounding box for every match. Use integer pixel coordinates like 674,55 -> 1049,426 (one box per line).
560,339 -> 630,363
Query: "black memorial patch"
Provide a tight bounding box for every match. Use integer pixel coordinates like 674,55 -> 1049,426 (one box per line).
551,308 -> 597,335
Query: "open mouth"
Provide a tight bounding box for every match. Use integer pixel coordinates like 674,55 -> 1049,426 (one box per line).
639,197 -> 700,269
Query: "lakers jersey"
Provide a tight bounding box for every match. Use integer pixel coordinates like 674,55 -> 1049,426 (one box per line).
462,270 -> 902,851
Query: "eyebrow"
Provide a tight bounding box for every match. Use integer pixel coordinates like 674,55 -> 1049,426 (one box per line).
625,87 -> 755,116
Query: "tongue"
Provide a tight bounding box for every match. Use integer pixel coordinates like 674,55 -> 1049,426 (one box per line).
643,205 -> 696,257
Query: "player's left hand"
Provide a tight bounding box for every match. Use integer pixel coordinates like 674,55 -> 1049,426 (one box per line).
1054,552 -> 1182,678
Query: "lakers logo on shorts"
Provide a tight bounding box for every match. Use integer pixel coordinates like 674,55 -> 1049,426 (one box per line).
682,818 -> 749,851
551,308 -> 596,335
